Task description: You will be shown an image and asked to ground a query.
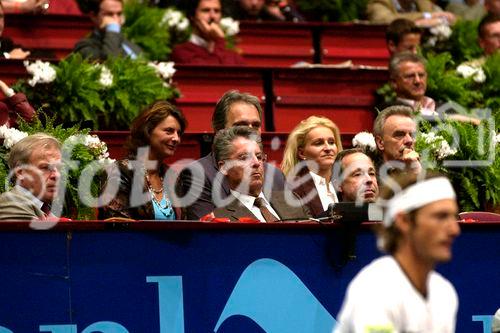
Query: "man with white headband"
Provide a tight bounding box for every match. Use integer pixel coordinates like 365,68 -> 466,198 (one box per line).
334,172 -> 461,333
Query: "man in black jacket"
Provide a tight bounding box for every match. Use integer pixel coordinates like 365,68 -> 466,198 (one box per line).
74,0 -> 142,61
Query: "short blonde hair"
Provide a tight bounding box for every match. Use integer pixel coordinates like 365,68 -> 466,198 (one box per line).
281,116 -> 342,176
8,133 -> 61,170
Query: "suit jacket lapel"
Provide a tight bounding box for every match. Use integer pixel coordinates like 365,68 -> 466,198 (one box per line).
225,196 -> 259,221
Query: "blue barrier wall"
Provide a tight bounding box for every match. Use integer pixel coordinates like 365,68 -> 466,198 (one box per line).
0,222 -> 498,333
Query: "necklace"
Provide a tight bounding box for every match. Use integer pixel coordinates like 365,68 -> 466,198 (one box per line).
144,169 -> 164,194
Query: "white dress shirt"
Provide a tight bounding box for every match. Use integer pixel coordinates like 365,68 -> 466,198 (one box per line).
309,171 -> 338,211
230,190 -> 280,222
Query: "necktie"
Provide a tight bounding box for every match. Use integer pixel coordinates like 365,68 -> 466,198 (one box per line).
254,197 -> 278,223
41,203 -> 51,218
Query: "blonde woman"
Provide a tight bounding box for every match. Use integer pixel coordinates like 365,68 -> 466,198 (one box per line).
281,116 -> 343,217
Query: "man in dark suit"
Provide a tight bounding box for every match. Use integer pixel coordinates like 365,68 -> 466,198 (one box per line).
0,134 -> 62,221
211,126 -> 309,222
177,90 -> 287,220
74,0 -> 142,61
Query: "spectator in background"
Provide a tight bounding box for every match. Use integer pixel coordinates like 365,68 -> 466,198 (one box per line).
367,0 -> 457,26
333,149 -> 379,203
223,0 -> 304,22
387,52 -> 481,123
479,14 -> 500,55
446,0 -> 486,21
281,116 -> 342,217
172,0 -> 244,65
334,172 -> 460,332
2,0 -> 49,14
486,0 -> 500,15
176,90 -> 286,220
73,0 -> 142,61
0,79 -> 35,127
0,1 -> 30,59
388,52 -> 436,116
0,134 -> 61,221
211,126 -> 310,222
386,18 -> 422,56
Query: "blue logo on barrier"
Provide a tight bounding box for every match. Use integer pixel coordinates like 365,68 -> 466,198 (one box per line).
214,258 -> 336,333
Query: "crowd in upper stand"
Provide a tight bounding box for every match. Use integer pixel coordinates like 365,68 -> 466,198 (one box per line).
0,0 -> 499,222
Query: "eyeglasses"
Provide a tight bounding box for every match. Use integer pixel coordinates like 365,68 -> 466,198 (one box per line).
233,152 -> 267,164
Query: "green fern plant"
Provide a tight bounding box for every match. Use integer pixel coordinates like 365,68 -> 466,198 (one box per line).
416,119 -> 500,211
13,54 -> 179,130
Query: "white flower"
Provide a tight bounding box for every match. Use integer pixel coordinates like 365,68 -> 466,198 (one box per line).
66,134 -> 109,160
162,8 -> 190,31
456,64 -> 476,78
98,65 -> 113,87
177,17 -> 189,31
456,62 -> 486,83
472,68 -> 486,83
0,125 -> 28,149
420,132 -> 457,160
352,132 -> 377,151
220,17 -> 240,36
425,36 -> 437,47
429,23 -> 452,41
435,140 -> 457,159
492,131 -> 500,145
148,61 -> 176,83
23,60 -> 56,87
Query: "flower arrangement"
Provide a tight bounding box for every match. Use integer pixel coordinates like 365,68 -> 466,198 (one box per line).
425,23 -> 453,48
13,54 -> 179,130
0,114 -> 114,220
219,17 -> 240,49
123,1 -> 190,60
415,120 -> 500,212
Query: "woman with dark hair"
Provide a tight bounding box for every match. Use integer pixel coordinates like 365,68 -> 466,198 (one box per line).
99,100 -> 187,220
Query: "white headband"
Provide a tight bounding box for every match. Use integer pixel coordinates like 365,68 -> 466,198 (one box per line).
382,177 -> 456,227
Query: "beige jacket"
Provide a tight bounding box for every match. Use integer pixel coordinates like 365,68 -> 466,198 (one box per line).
367,0 -> 438,24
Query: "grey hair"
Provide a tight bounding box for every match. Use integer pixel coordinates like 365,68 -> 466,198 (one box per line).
211,90 -> 263,132
8,133 -> 61,169
389,52 -> 427,79
213,126 -> 263,163
373,105 -> 415,138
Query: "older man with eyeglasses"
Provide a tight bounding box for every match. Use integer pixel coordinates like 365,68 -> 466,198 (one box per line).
210,126 -> 310,222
